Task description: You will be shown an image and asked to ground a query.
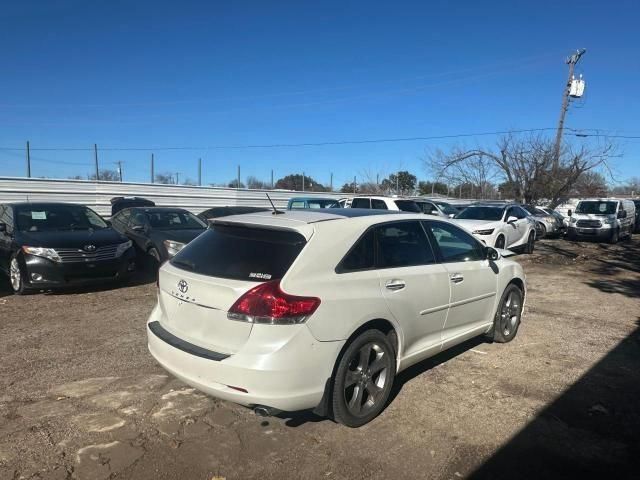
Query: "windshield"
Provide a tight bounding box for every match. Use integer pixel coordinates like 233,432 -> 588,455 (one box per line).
394,200 -> 421,212
522,205 -> 547,216
15,205 -> 108,232
455,206 -> 504,221
147,211 -> 206,230
434,202 -> 459,216
575,201 -> 617,215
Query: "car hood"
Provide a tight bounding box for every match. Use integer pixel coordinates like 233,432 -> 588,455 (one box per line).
151,228 -> 205,244
453,219 -> 501,231
15,228 -> 128,248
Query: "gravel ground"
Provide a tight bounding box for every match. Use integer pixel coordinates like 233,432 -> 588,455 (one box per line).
0,237 -> 638,480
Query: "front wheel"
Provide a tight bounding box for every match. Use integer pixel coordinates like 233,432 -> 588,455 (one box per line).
331,330 -> 396,427
490,284 -> 523,343
9,255 -> 28,295
523,231 -> 535,254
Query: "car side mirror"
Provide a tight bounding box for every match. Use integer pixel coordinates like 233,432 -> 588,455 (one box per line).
0,223 -> 5,233
131,224 -> 146,232
506,215 -> 518,224
485,246 -> 500,261
567,209 -> 572,217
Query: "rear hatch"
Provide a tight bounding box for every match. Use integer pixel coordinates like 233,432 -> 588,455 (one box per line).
156,223 -> 308,355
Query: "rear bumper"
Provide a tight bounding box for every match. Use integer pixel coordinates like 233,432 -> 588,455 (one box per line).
146,305 -> 344,412
22,249 -> 136,288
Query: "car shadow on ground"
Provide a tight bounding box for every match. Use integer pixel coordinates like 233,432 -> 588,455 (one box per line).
467,321 -> 640,480
42,269 -> 157,296
278,335 -> 488,428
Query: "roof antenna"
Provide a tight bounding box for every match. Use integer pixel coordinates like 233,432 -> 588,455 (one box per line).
266,193 -> 284,215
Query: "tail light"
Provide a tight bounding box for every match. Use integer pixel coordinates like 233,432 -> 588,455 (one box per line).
227,280 -> 320,325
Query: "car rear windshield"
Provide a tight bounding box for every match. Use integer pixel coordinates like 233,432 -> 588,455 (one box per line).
394,200 -> 421,212
575,201 -> 617,215
455,206 -> 503,221
170,223 -> 306,281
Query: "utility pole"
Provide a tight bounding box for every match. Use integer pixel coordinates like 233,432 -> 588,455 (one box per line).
302,172 -> 305,192
271,169 -> 274,189
237,165 -> 241,189
353,175 -> 357,194
26,141 -> 31,178
396,172 -> 399,195
151,154 -> 155,183
198,158 -> 202,186
175,172 -> 180,184
330,172 -> 333,191
116,161 -> 123,182
93,144 -> 99,181
554,48 -> 586,169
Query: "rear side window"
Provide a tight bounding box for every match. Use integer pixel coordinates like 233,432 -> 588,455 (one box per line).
339,229 -> 375,271
371,199 -> 387,210
376,221 -> 435,268
351,198 -> 371,209
394,200 -> 421,212
171,224 -> 306,281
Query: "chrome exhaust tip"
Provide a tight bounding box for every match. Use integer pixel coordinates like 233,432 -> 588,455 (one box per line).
253,405 -> 275,417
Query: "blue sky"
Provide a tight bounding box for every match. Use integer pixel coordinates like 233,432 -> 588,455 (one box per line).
0,0 -> 638,187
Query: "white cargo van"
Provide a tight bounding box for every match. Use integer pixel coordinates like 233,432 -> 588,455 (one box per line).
567,198 -> 636,243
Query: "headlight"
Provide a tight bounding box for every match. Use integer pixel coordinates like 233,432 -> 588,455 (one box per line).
116,240 -> 133,256
22,246 -> 61,262
570,217 -> 578,224
603,217 -> 616,225
472,228 -> 495,235
163,240 -> 186,258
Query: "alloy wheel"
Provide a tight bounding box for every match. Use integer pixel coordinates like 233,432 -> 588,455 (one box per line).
10,258 -> 21,292
343,342 -> 391,417
501,291 -> 521,336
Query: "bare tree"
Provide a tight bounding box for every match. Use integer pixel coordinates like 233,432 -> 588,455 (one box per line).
89,169 -> 120,182
246,176 -> 268,189
154,172 -> 175,184
426,134 -> 616,207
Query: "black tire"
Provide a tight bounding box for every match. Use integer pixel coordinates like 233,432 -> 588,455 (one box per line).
9,253 -> 28,295
523,231 -> 535,254
609,228 -> 619,244
538,223 -> 547,239
332,329 -> 396,427
490,284 -> 523,343
494,235 -> 506,249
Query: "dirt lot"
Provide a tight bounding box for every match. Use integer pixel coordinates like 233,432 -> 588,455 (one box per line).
1,237 -> 639,480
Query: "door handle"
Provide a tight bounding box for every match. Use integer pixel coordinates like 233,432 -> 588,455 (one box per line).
385,279 -> 406,291
450,273 -> 464,284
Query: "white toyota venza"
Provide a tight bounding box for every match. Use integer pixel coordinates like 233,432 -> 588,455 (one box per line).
147,209 -> 526,427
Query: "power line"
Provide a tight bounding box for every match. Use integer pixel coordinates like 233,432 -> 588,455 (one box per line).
0,127 -> 560,152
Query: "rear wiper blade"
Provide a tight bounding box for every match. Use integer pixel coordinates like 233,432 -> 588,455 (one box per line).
172,259 -> 195,271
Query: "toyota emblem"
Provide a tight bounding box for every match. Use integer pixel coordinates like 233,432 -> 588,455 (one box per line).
83,244 -> 96,252
177,279 -> 189,294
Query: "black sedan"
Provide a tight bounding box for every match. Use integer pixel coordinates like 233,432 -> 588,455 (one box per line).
111,207 -> 206,265
0,202 -> 136,294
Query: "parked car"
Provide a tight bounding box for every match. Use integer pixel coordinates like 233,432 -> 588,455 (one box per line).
412,198 -> 459,218
453,203 -> 536,252
348,196 -> 421,212
287,197 -> 341,209
537,207 -> 567,235
147,209 -> 526,427
521,205 -> 562,238
632,199 -> 640,233
0,202 -> 135,294
337,198 -> 351,208
197,206 -> 269,223
567,198 -> 636,243
110,196 -> 155,216
111,207 -> 206,264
